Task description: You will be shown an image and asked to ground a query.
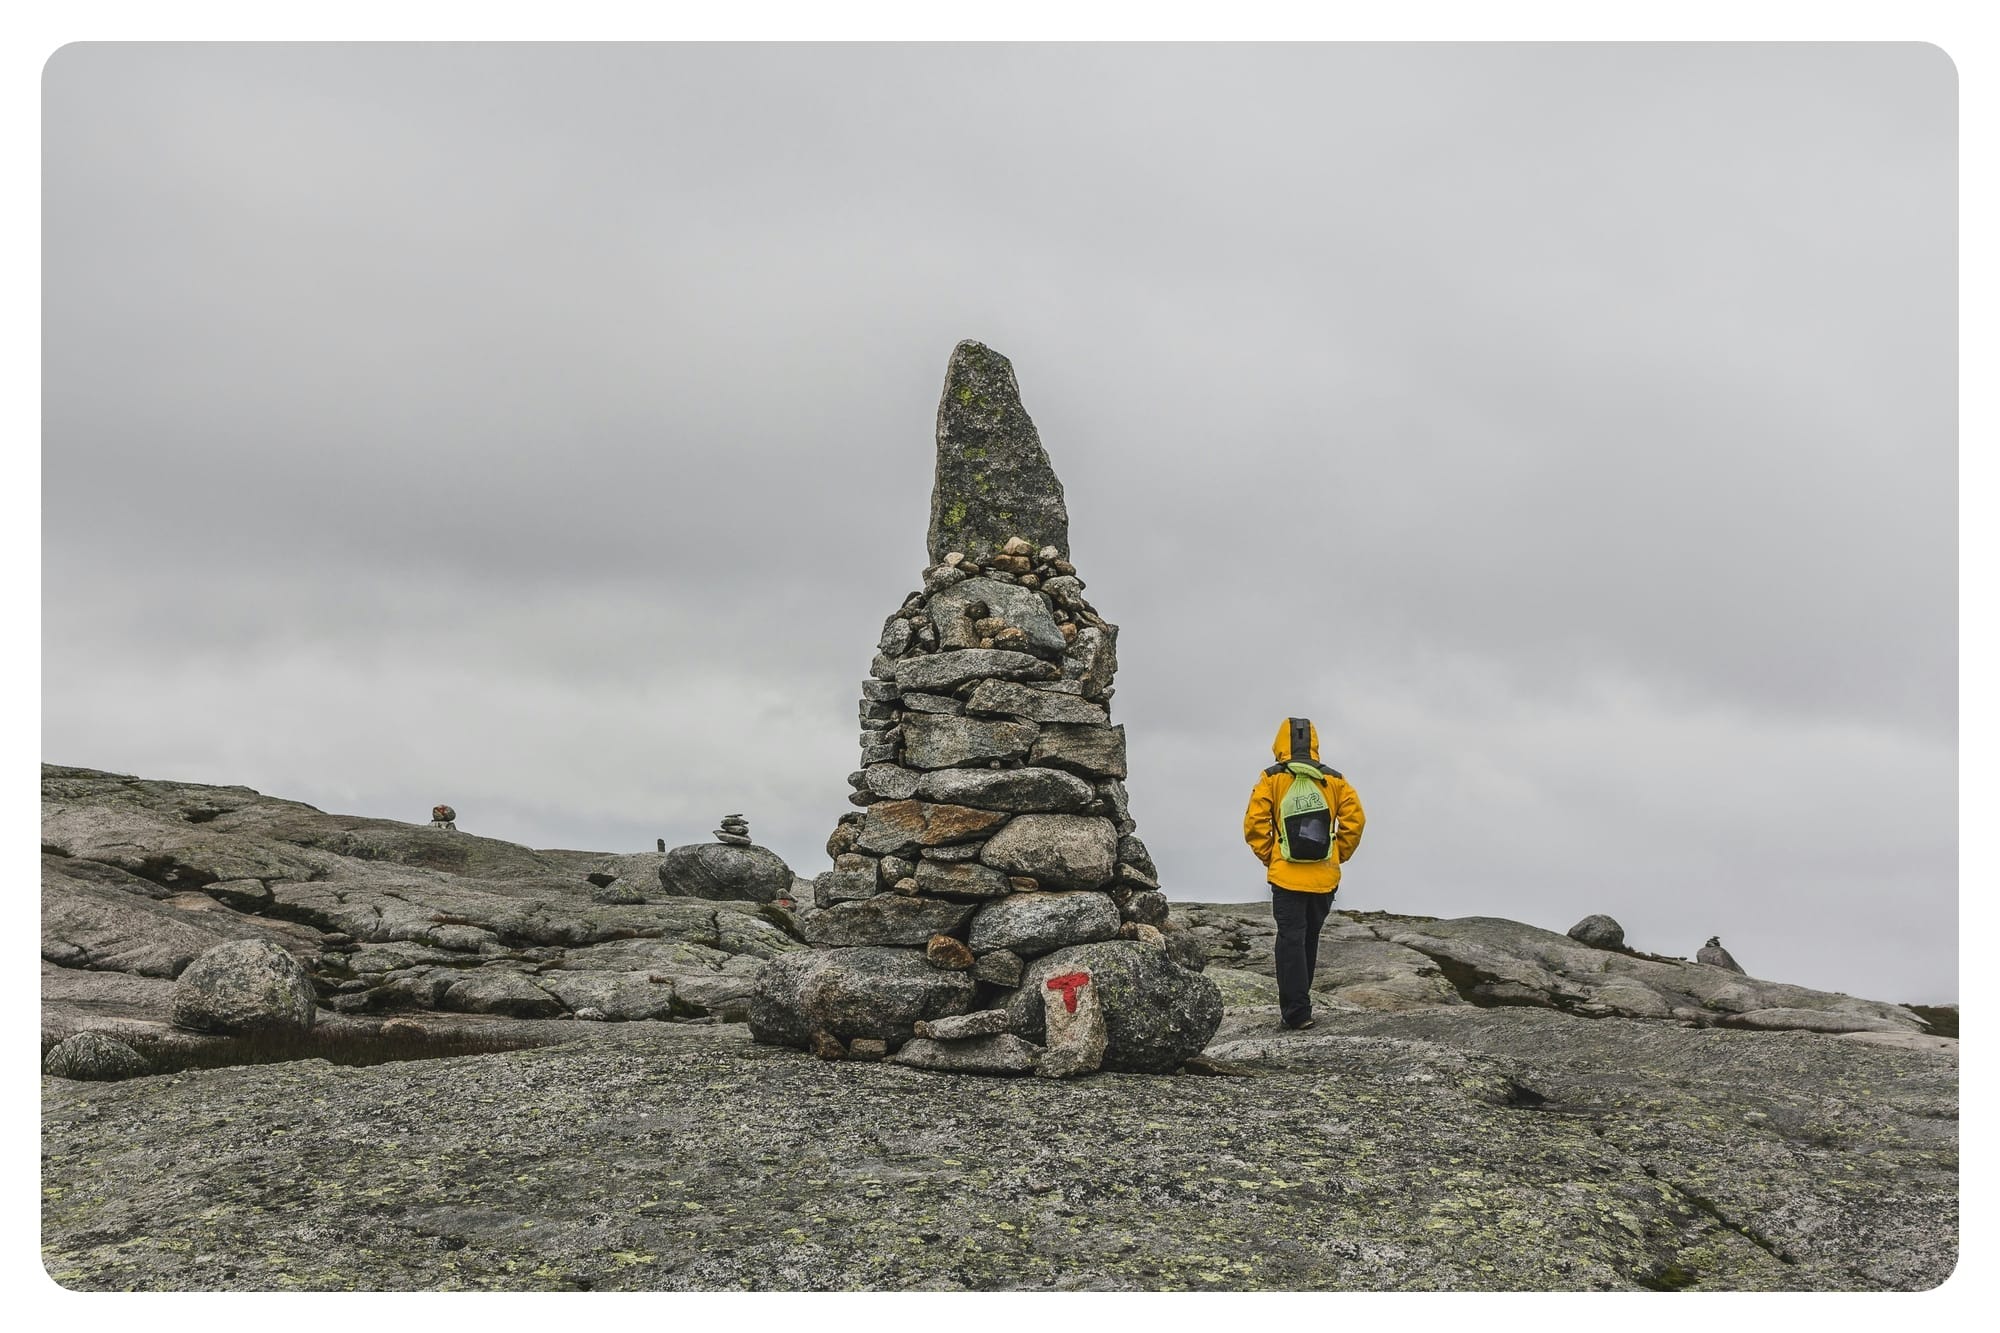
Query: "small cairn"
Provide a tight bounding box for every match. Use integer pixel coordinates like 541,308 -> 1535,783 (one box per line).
749,341 -> 1221,1077
429,804 -> 457,831
658,813 -> 795,902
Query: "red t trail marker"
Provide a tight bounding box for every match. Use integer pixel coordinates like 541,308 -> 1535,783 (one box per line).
1045,971 -> 1091,1014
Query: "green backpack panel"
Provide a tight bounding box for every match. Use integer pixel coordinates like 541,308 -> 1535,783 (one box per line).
1273,762 -> 1334,863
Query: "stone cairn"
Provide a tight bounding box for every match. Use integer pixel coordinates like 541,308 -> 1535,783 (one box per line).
749,340 -> 1222,1077
658,814 -> 796,904
429,804 -> 457,831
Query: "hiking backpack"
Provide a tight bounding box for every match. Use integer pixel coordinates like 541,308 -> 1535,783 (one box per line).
1265,717 -> 1339,863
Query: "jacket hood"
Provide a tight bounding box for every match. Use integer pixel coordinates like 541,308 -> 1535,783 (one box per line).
1271,718 -> 1321,763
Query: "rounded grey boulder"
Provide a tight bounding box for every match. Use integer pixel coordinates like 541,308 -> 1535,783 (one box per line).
750,946 -> 978,1049
1566,914 -> 1626,951
979,813 -> 1118,891
43,1031 -> 149,1081
969,890 -> 1120,957
170,939 -> 317,1035
659,842 -> 794,903
1006,941 -> 1223,1073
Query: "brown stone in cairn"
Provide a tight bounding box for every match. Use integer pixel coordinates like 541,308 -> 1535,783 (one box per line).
855,800 -> 1010,855
810,1030 -> 847,1061
926,935 -> 976,970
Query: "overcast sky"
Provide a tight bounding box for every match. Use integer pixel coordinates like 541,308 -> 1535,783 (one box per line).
42,43 -> 1956,1002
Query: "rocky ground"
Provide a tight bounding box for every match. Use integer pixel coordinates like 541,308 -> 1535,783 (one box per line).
41,765 -> 1957,1291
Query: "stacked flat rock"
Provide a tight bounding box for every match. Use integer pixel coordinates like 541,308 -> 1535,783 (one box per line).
749,340 -> 1222,1076
715,814 -> 752,846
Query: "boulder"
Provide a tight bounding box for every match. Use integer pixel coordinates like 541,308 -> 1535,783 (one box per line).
928,579 -> 1067,660
899,692 -> 964,716
658,842 -> 794,903
1008,941 -> 1223,1074
916,1009 -> 1011,1040
893,649 -> 1056,696
961,677 -> 1108,725
973,949 -> 1026,987
855,800 -> 1010,855
859,765 -> 923,801
43,1031 -> 149,1081
1036,965 -> 1108,1079
802,896 -> 979,948
1118,888 -> 1169,926
979,814 -> 1119,891
1566,914 -> 1626,950
913,767 -> 1098,814
925,340 -> 1070,566
813,867 -> 881,906
968,891 -> 1120,957
1029,723 -> 1128,780
169,939 -> 318,1035
749,946 -> 978,1047
1065,624 -> 1118,700
890,1033 -> 1042,1076
914,860 -> 1013,899
899,716 -> 1039,770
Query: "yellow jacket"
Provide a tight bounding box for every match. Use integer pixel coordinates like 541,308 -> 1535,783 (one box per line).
1243,718 -> 1365,894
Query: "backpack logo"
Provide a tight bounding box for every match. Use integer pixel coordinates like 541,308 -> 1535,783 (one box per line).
1276,764 -> 1334,863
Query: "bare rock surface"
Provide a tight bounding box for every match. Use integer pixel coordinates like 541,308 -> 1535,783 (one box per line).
41,766 -> 809,1043
43,1003 -> 1954,1291
39,769 -> 1955,1290
1177,903 -> 1943,1039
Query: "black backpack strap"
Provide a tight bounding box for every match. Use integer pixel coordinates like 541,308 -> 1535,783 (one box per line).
1267,760 -> 1333,784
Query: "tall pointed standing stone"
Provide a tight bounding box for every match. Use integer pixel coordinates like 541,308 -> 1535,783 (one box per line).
927,341 -> 1070,566
750,340 -> 1221,1076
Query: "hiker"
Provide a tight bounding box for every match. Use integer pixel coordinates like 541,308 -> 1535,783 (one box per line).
1243,718 -> 1366,1030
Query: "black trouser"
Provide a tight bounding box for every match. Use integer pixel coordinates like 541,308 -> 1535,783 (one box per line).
1271,885 -> 1334,1026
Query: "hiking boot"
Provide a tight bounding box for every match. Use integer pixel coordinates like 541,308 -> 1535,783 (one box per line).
1284,1017 -> 1317,1031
